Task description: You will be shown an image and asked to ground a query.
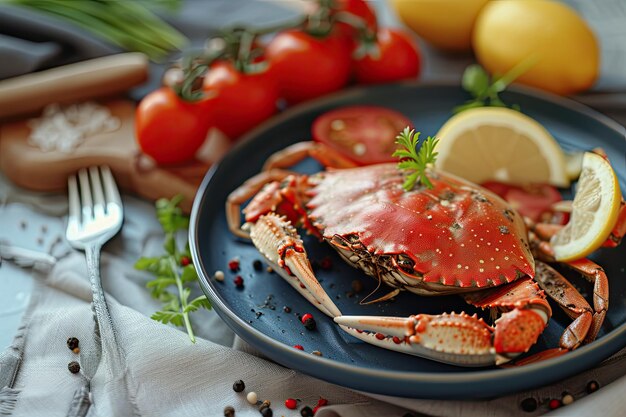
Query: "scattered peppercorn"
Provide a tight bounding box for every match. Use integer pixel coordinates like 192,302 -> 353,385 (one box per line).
561,393 -> 574,405
300,406 -> 313,417
68,361 -> 80,374
180,256 -> 191,266
214,270 -> 225,282
228,258 -> 240,272
260,407 -> 273,417
253,260 -> 263,271
246,391 -> 258,405
586,380 -> 599,393
234,275 -> 244,288
67,337 -> 79,351
294,345 -> 304,350
224,405 -> 235,417
285,398 -> 297,410
301,313 -> 316,330
351,280 -> 363,293
548,399 -> 561,409
266,266 -> 274,273
520,397 -> 537,412
258,400 -> 271,412
232,380 -> 245,392
312,397 -> 328,413
311,350 -> 323,356
283,306 -> 291,313
319,256 -> 333,270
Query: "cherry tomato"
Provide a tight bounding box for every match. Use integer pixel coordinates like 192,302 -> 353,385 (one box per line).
203,61 -> 279,140
135,87 -> 213,165
266,30 -> 352,104
353,28 -> 421,85
312,106 -> 413,165
481,181 -> 562,222
331,0 -> 378,40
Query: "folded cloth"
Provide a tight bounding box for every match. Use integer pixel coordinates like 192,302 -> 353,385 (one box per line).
1,181 -> 626,417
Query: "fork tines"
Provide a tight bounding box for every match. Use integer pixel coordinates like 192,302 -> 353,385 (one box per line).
68,166 -> 121,224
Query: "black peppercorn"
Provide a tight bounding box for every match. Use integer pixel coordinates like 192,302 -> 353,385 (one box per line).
586,380 -> 599,393
68,361 -> 80,374
67,337 -> 79,351
520,397 -> 538,412
260,407 -> 273,417
300,406 -> 313,417
253,260 -> 263,271
304,318 -> 316,331
224,405 -> 235,417
232,379 -> 245,392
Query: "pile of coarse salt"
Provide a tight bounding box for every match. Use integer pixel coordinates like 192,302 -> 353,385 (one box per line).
27,102 -> 120,153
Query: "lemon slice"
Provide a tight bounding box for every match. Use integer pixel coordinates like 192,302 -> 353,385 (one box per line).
435,107 -> 569,187
551,152 -> 622,261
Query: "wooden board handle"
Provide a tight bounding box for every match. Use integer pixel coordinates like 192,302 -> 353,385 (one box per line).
0,53 -> 148,120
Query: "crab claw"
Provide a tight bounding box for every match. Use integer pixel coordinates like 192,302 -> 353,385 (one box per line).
247,213 -> 342,317
334,313 -> 497,366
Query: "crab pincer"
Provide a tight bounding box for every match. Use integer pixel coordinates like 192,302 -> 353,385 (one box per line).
245,212 -> 341,318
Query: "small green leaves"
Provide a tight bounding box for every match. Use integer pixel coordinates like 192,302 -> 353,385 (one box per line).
393,127 -> 439,191
454,63 -> 528,114
136,196 -> 211,343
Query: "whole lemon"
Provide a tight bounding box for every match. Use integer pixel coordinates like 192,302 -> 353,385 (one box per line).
389,0 -> 490,52
473,0 -> 599,95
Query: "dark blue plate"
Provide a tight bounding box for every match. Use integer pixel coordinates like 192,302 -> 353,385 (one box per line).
190,83 -> 626,399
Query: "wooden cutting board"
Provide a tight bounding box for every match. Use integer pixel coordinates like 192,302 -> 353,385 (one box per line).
0,53 -> 228,213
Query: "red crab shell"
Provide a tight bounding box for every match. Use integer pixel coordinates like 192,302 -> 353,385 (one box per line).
306,164 -> 535,288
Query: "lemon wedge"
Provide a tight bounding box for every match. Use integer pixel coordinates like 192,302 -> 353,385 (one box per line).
551,152 -> 622,261
435,107 -> 570,187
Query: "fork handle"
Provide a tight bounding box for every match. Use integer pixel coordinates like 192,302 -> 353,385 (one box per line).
85,244 -> 124,374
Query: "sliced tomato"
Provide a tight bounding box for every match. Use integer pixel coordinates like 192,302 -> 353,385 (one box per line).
481,181 -> 562,222
312,106 -> 412,165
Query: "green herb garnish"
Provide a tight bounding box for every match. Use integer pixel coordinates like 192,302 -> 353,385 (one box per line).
135,195 -> 211,343
393,127 -> 439,191
453,59 -> 535,113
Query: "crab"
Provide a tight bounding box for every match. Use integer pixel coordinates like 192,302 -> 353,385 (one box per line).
226,141 -> 623,366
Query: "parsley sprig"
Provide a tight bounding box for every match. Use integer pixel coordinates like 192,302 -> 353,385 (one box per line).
135,196 -> 211,343
393,127 -> 439,191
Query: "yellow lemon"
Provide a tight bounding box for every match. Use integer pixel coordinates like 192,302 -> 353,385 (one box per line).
472,0 -> 599,95
434,107 -> 569,187
551,152 -> 622,261
389,0 -> 490,52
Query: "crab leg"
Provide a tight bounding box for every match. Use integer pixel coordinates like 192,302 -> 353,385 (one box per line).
335,312 -> 497,366
531,232 -> 609,345
246,213 -> 341,318
335,277 -> 551,366
226,169 -> 295,238
262,141 -> 359,172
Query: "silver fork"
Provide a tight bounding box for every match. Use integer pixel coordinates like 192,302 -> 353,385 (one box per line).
66,166 -> 124,383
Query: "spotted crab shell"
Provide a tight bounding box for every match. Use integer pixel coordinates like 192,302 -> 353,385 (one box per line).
306,164 -> 534,288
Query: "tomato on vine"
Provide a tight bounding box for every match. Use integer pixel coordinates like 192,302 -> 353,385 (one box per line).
203,61 -> 278,140
135,87 -> 214,165
329,0 -> 377,41
353,28 -> 421,85
266,29 -> 352,104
